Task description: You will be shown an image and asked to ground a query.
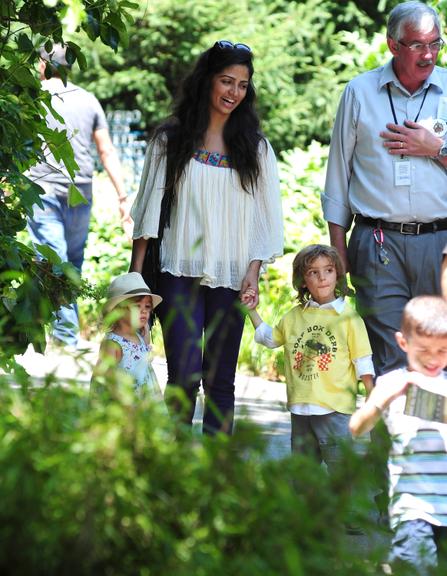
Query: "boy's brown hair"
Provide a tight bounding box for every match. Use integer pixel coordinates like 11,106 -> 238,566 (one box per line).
292,244 -> 349,305
401,295 -> 447,339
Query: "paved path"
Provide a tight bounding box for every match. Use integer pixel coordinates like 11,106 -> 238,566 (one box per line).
14,343 -> 291,459
13,344 -> 373,462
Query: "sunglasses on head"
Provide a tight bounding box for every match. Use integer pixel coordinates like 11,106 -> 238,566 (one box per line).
214,40 -> 251,52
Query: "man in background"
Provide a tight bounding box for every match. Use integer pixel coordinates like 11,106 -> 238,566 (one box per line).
28,43 -> 132,349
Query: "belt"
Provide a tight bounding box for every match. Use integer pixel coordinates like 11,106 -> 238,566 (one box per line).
355,215 -> 447,235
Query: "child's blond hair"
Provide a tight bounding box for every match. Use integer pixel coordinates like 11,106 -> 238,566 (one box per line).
401,295 -> 447,339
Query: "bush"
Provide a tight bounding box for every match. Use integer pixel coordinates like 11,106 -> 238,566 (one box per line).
71,0 -> 390,153
239,142 -> 329,378
80,174 -> 132,341
0,0 -> 137,362
0,376 -> 389,575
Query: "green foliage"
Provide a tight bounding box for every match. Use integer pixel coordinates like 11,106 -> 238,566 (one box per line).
0,378 -> 389,574
0,188 -> 81,360
80,175 -> 132,340
280,141 -> 329,254
72,0 -> 389,152
0,0 -> 134,363
239,144 -> 330,379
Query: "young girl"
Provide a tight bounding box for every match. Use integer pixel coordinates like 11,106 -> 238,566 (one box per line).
92,272 -> 164,401
243,244 -> 374,472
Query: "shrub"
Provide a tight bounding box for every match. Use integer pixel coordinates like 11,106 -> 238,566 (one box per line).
239,143 -> 329,379
0,376 -> 388,575
0,0 -> 137,363
71,0 -> 390,153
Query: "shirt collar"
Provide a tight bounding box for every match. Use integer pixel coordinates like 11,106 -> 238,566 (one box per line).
306,296 -> 345,314
379,59 -> 443,94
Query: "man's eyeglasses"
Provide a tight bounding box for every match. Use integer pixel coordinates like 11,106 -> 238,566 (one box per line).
214,40 -> 251,52
398,38 -> 445,53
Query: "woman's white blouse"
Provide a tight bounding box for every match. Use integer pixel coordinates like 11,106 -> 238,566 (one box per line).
131,136 -> 283,290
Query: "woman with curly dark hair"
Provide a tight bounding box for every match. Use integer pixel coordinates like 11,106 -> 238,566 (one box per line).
130,41 -> 283,434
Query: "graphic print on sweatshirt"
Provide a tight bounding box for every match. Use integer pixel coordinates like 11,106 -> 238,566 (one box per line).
292,323 -> 337,381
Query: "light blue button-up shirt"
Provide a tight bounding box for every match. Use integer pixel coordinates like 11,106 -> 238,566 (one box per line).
322,60 -> 447,229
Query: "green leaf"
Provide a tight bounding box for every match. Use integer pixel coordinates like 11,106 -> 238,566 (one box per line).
76,50 -> 87,70
107,13 -> 129,47
44,64 -> 54,80
6,244 -> 23,270
44,39 -> 53,53
39,126 -> 79,180
66,41 -> 87,70
100,24 -> 120,52
65,46 -> 76,66
0,0 -> 14,18
122,11 -> 134,25
85,10 -> 101,41
119,1 -> 139,8
107,12 -> 126,32
35,244 -> 62,264
68,183 -> 88,207
57,65 -> 69,85
40,93 -> 65,125
17,33 -> 34,52
9,65 -> 40,89
59,261 -> 81,284
18,177 -> 45,215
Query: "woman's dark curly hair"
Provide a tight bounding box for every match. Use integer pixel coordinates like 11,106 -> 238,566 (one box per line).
154,42 -> 264,201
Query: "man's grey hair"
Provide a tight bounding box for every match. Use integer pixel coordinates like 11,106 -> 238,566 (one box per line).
387,1 -> 441,41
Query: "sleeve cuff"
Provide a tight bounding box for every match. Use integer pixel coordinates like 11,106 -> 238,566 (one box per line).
353,355 -> 375,378
254,322 -> 280,349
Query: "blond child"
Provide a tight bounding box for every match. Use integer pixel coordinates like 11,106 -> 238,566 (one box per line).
243,244 -> 374,472
92,272 -> 164,400
350,296 -> 447,575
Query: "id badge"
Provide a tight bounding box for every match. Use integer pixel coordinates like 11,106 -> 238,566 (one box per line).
394,158 -> 411,186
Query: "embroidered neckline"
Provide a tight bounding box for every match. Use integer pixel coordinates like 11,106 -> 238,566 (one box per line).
193,149 -> 232,168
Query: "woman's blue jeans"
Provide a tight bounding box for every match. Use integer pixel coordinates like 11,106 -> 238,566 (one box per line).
156,273 -> 245,434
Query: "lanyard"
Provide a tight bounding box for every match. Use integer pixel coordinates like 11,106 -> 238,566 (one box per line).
386,83 -> 430,159
386,82 -> 430,124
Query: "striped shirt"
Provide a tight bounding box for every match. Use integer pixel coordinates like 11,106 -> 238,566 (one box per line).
379,368 -> 447,528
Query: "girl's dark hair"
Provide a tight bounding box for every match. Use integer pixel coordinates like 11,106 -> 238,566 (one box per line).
154,43 -> 263,204
292,244 -> 349,306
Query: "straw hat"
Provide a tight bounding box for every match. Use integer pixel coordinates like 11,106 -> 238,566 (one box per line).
104,272 -> 162,313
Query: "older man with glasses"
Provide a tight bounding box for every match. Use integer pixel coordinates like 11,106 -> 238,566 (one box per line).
323,1 -> 447,378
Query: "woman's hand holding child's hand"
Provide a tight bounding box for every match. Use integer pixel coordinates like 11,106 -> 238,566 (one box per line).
241,288 -> 257,309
